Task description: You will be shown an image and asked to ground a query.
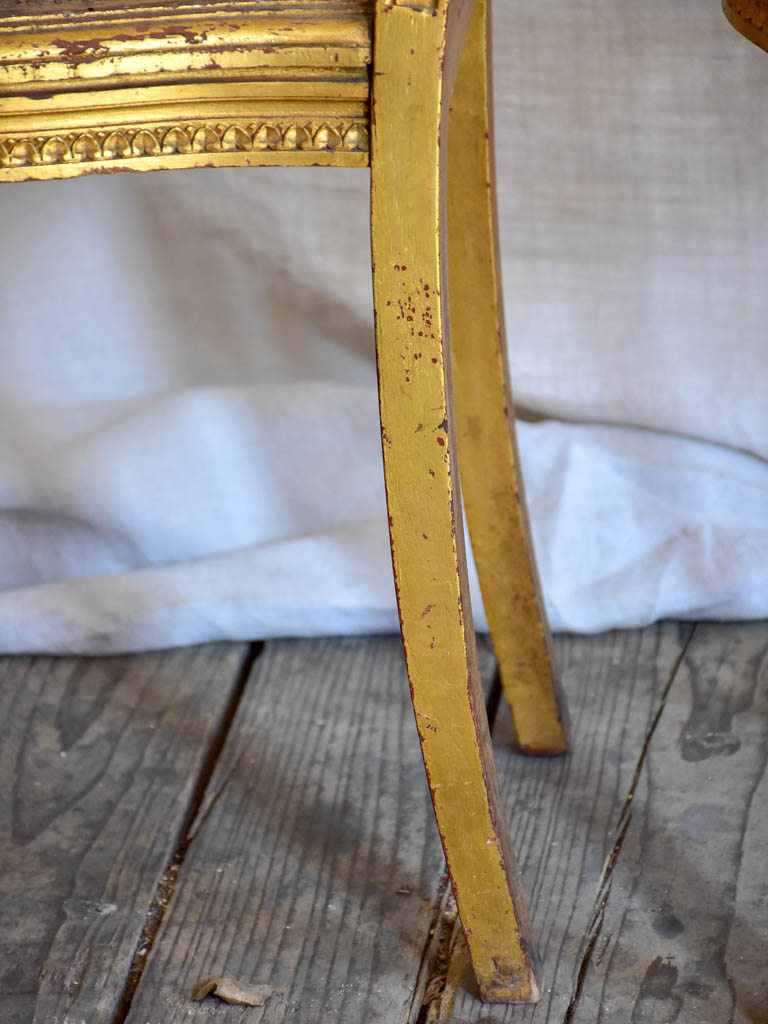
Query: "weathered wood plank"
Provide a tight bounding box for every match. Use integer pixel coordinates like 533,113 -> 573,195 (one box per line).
431,624 -> 692,1022
0,644 -> 249,1024
12,625 -> 761,1024
125,636 -> 497,1024
573,621 -> 768,1024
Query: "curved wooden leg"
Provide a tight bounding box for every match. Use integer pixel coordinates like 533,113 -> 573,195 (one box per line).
371,0 -> 539,1003
447,0 -> 568,755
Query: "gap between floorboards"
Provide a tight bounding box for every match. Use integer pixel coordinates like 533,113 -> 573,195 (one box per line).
110,641 -> 264,1024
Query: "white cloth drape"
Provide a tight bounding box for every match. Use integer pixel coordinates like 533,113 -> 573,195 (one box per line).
1,0 -> 767,653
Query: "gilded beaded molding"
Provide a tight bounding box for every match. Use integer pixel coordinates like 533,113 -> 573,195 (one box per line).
0,121 -> 370,169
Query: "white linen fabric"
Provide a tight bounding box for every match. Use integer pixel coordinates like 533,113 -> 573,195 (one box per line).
1,0 -> 767,653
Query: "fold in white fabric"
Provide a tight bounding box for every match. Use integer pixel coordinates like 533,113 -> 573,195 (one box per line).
1,398 -> 767,653
1,0 -> 767,653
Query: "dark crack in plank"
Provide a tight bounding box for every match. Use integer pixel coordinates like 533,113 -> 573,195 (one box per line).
576,622 -> 768,1024
125,637 -> 498,1024
430,623 -> 692,1023
0,644 -> 251,1024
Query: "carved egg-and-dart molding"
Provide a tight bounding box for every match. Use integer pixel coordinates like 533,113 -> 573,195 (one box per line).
0,122 -> 370,169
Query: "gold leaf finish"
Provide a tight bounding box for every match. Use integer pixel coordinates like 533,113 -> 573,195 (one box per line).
0,120 -> 369,178
0,0 -> 372,180
448,0 -> 567,755
371,0 -> 553,1003
0,0 -> 568,1004
723,0 -> 768,51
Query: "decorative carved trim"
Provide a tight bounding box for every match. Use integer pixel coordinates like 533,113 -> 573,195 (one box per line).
723,0 -> 768,51
724,0 -> 768,30
0,120 -> 369,169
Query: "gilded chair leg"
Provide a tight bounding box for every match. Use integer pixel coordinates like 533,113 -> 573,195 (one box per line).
447,0 -> 568,755
371,1 -> 539,1003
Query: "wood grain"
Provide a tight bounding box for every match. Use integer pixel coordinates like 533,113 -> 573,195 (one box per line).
6,625 -> 765,1022
124,637 -> 497,1024
0,644 -> 249,1024
573,622 -> 768,1024
435,622 -> 768,1023
434,624 -> 693,1022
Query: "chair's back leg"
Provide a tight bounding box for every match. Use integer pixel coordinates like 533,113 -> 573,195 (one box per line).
370,0 -> 540,1003
447,0 -> 568,755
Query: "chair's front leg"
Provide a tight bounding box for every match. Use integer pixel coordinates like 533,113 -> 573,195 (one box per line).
447,0 -> 568,755
370,0 -> 540,1003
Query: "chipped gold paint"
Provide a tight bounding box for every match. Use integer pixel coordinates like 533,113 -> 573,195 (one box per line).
723,0 -> 768,52
448,0 -> 568,756
0,0 -> 372,179
371,0 -> 547,1002
0,0 -> 567,1002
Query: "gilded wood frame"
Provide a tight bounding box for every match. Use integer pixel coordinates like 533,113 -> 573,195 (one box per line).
0,0 -> 569,1003
0,0 -> 372,179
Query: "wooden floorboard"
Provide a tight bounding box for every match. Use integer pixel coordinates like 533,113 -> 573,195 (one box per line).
125,636 -> 496,1024
436,622 -> 768,1024
574,621 -> 768,1024
0,644 -> 250,1024
434,623 -> 693,1023
4,625 -> 766,1024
